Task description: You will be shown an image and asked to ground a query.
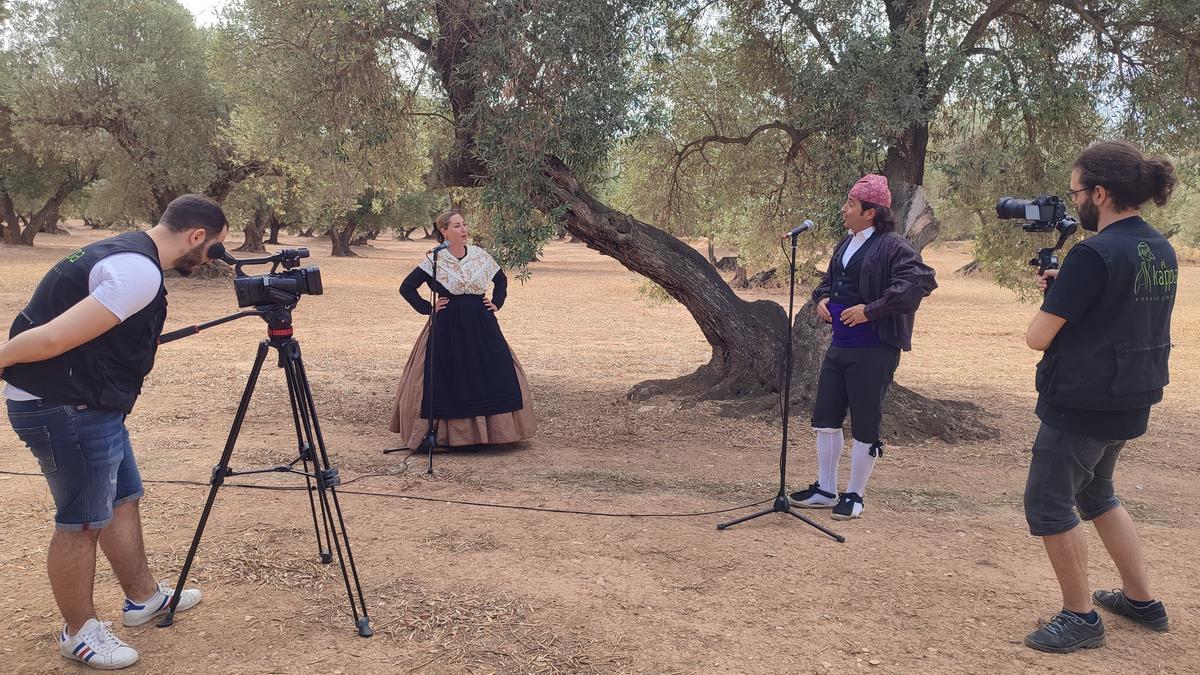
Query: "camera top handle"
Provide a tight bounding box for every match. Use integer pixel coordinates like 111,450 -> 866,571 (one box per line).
226,248 -> 310,277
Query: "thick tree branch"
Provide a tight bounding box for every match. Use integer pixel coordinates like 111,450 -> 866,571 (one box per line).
393,28 -> 433,54
1131,21 -> 1200,50
205,156 -> 282,203
781,0 -> 838,67
666,121 -> 812,220
929,0 -> 1019,108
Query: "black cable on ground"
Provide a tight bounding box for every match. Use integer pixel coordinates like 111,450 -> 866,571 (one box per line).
0,467 -> 772,519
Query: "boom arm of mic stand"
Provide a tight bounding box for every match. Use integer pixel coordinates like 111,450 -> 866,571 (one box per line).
159,310 -> 266,345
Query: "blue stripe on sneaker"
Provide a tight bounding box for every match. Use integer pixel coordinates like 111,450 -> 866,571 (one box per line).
124,599 -> 145,611
157,594 -> 171,611
73,642 -> 86,655
84,650 -> 95,662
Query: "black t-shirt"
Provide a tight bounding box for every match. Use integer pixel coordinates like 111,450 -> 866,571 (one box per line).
1037,244 -> 1150,440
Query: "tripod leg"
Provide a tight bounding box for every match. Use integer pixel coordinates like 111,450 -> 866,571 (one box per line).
281,355 -> 334,563
716,505 -> 780,530
289,342 -> 373,637
424,277 -> 438,476
159,340 -> 271,628
785,510 -> 846,543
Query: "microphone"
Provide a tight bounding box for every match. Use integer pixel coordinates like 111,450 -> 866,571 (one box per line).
780,220 -> 815,239
430,241 -> 451,254
206,241 -> 238,264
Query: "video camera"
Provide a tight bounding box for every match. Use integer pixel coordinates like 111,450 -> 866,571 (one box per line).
207,244 -> 323,307
995,195 -> 1079,289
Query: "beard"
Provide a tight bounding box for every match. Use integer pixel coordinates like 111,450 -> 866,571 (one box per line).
173,240 -> 208,276
1078,196 -> 1100,232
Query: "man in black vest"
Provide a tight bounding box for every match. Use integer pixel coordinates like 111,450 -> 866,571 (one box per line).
0,195 -> 228,669
1022,141 -> 1178,653
789,174 -> 937,520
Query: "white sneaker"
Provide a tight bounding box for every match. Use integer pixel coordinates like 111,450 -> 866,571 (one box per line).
122,580 -> 202,627
58,619 -> 139,670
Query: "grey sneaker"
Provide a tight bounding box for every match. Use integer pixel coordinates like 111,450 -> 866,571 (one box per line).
1093,589 -> 1169,632
1024,611 -> 1105,653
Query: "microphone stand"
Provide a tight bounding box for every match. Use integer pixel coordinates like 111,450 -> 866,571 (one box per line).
384,245 -> 445,474
717,229 -> 844,542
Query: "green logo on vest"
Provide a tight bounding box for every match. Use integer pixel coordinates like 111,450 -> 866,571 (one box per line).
1134,241 -> 1178,298
65,249 -> 85,263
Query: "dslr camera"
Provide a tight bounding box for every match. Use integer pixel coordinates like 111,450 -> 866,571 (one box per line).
995,195 -> 1079,285
995,195 -> 1077,233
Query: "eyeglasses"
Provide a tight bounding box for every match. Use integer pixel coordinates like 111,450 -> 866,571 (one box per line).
1066,186 -> 1092,199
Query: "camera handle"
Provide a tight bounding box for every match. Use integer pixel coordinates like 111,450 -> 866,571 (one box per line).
1029,221 -> 1078,295
158,309 -> 267,345
1031,247 -> 1060,293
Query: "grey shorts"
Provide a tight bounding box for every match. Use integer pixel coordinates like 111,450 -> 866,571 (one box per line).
1024,423 -> 1124,536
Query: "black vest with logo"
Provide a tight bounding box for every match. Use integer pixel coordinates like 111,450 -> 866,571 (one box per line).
3,232 -> 167,413
829,231 -> 882,306
1036,217 -> 1176,411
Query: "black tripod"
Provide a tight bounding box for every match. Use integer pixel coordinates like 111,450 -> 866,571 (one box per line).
156,304 -> 373,636
717,230 -> 844,542
384,245 -> 447,474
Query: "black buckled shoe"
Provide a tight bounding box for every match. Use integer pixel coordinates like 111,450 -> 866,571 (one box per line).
788,482 -> 837,508
831,492 -> 864,520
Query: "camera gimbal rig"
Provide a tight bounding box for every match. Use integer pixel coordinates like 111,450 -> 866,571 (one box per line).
996,195 -> 1080,292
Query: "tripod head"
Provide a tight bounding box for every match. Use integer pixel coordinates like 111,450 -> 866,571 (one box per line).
259,303 -> 297,341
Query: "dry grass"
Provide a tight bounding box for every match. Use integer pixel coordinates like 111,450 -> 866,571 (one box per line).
142,523 -> 338,590
419,526 -> 501,553
872,486 -> 973,513
302,577 -> 631,674
539,467 -> 771,502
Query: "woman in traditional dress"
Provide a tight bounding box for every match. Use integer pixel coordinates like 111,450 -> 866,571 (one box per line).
389,210 -> 537,449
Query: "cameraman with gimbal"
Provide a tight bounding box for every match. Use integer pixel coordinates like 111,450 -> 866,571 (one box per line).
1021,141 -> 1178,653
0,195 -> 226,669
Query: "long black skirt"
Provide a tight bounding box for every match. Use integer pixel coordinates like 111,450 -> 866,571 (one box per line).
421,293 -> 523,418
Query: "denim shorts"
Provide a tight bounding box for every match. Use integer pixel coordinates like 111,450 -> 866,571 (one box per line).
6,399 -> 144,531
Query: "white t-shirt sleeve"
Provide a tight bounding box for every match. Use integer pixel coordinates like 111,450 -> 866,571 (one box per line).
87,252 -> 163,321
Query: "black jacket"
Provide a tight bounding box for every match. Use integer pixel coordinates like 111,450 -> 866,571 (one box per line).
813,231 -> 937,351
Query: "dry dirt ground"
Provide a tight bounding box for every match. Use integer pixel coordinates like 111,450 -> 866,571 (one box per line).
1,227 -> 1198,674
